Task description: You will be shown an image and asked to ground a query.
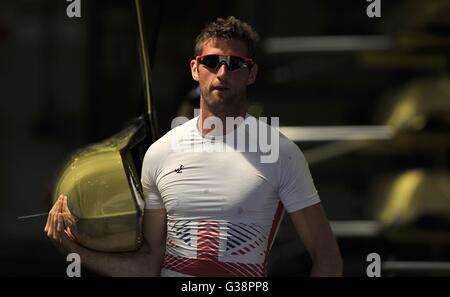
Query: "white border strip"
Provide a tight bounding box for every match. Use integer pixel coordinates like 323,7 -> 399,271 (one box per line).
279,125 -> 395,142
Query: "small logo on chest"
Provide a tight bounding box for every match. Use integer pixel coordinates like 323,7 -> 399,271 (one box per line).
174,165 -> 184,173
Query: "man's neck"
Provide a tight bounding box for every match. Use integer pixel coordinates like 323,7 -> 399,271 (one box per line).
198,99 -> 247,136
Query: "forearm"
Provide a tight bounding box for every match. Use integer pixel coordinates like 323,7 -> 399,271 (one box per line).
310,249 -> 343,277
46,198 -> 166,276
73,244 -> 165,277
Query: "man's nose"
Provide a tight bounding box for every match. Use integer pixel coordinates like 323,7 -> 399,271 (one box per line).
216,62 -> 229,77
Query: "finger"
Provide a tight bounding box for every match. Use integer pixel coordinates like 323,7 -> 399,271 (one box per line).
63,213 -> 75,229
47,195 -> 64,234
45,195 -> 62,233
48,213 -> 55,239
47,203 -> 57,238
58,197 -> 65,231
52,198 -> 63,241
65,228 -> 76,242
62,195 -> 73,219
44,212 -> 50,233
62,196 -> 76,227
51,213 -> 58,241
62,195 -> 69,212
57,213 -> 63,233
56,198 -> 65,241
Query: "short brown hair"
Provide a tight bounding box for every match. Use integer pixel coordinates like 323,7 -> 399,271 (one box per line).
194,16 -> 259,59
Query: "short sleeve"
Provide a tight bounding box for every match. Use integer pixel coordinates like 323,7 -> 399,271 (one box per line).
141,148 -> 165,210
278,141 -> 320,213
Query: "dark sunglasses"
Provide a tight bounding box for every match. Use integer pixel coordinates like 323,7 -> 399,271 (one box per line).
196,54 -> 254,72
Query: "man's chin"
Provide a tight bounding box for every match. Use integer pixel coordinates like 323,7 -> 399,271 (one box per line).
208,94 -> 230,105
212,89 -> 230,97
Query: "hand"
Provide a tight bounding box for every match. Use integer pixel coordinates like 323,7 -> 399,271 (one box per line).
44,194 -> 79,254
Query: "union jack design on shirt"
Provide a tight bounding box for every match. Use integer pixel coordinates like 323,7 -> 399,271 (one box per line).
162,203 -> 284,277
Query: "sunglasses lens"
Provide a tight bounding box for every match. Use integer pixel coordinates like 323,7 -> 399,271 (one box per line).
201,55 -> 220,69
228,56 -> 246,71
199,55 -> 248,71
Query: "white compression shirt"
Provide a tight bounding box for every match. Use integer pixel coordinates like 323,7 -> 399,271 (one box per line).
141,115 -> 320,277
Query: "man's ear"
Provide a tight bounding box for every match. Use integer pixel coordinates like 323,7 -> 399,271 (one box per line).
191,59 -> 199,82
247,63 -> 258,85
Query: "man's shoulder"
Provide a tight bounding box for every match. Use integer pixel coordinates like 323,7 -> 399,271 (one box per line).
278,130 -> 301,154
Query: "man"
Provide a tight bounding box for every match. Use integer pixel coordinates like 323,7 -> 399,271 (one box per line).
45,16 -> 342,277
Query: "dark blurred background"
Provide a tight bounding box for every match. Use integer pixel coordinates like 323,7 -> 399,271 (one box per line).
1,0 -> 449,276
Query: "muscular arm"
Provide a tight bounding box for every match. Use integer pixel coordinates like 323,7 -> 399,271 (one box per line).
72,209 -> 166,277
45,195 -> 167,277
289,203 -> 343,277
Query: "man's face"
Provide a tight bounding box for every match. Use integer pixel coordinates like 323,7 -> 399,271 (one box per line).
190,38 -> 258,113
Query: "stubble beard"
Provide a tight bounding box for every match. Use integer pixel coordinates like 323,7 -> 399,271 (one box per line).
200,87 -> 247,117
